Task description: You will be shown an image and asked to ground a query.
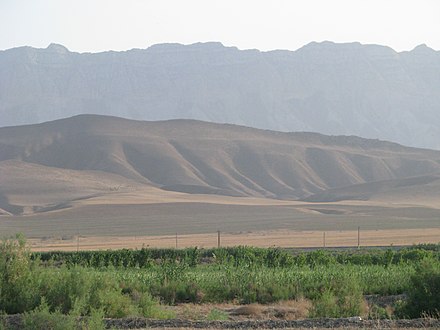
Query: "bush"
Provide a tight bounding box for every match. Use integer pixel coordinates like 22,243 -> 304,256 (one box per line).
0,235 -> 38,313
398,258 -> 440,318
206,308 -> 229,321
39,266 -> 93,314
135,291 -> 175,319
368,304 -> 391,319
23,299 -> 106,330
310,275 -> 364,318
310,289 -> 339,318
23,299 -> 77,330
0,236 -> 167,318
154,281 -> 203,304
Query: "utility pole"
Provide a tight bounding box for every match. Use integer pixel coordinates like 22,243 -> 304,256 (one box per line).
217,230 -> 221,248
175,233 -> 178,249
357,226 -> 360,249
323,232 -> 326,248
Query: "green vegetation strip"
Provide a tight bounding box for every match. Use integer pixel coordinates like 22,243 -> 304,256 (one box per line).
34,243 -> 440,268
0,236 -> 439,329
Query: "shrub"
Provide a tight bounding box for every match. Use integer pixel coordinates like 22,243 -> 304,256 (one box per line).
368,304 -> 391,319
310,290 -> 339,318
155,281 -> 203,304
310,275 -> 364,318
206,308 -> 229,321
39,266 -> 93,314
397,258 -> 440,318
135,291 -> 175,319
0,235 -> 38,313
22,299 -> 77,330
23,299 -> 106,330
85,309 -> 105,330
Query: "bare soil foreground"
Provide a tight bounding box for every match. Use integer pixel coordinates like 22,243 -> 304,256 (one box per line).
104,318 -> 440,329
28,228 -> 440,251
2,314 -> 440,329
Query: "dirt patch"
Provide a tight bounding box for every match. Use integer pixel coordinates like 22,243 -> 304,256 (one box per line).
169,300 -> 311,322
365,294 -> 407,308
229,305 -> 264,318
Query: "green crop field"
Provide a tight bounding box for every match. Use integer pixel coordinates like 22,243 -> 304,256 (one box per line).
1,236 -> 439,329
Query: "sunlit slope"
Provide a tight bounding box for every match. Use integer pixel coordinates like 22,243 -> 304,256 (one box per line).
303,174 -> 440,205
1,114 -> 440,214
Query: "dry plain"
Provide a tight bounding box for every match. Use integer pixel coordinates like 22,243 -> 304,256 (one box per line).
2,192 -> 438,251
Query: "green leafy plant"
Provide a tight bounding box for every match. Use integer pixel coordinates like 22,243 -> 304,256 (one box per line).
206,308 -> 229,321
397,258 -> 440,318
0,234 -> 38,313
23,299 -> 77,330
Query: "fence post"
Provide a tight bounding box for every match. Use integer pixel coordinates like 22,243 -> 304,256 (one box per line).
217,230 -> 221,248
323,232 -> 326,248
357,226 -> 360,249
175,233 -> 178,249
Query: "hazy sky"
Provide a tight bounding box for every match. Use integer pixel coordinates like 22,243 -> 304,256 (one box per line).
1,0 -> 439,53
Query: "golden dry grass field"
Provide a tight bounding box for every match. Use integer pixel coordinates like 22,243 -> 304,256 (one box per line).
4,190 -> 436,251
28,228 -> 440,251
1,184 -> 439,251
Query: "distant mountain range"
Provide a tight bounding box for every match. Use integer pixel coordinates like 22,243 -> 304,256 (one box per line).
2,115 -> 440,215
1,41 -> 439,149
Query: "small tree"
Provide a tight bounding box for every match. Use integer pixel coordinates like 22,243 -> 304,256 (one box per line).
0,234 -> 37,313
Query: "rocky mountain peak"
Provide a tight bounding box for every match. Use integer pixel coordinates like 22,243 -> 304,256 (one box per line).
1,41 -> 440,149
46,43 -> 69,54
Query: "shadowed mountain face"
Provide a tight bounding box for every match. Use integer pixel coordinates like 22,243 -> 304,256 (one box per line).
2,115 -> 440,215
1,42 -> 440,149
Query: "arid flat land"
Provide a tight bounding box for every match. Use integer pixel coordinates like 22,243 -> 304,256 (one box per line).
2,201 -> 440,236
28,227 -> 440,251
1,195 -> 439,251
1,177 -> 439,252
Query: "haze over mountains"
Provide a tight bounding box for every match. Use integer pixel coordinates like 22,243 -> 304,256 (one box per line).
1,41 -> 440,149
2,115 -> 440,216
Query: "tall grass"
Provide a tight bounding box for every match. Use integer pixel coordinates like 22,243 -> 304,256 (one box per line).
115,262 -> 413,305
